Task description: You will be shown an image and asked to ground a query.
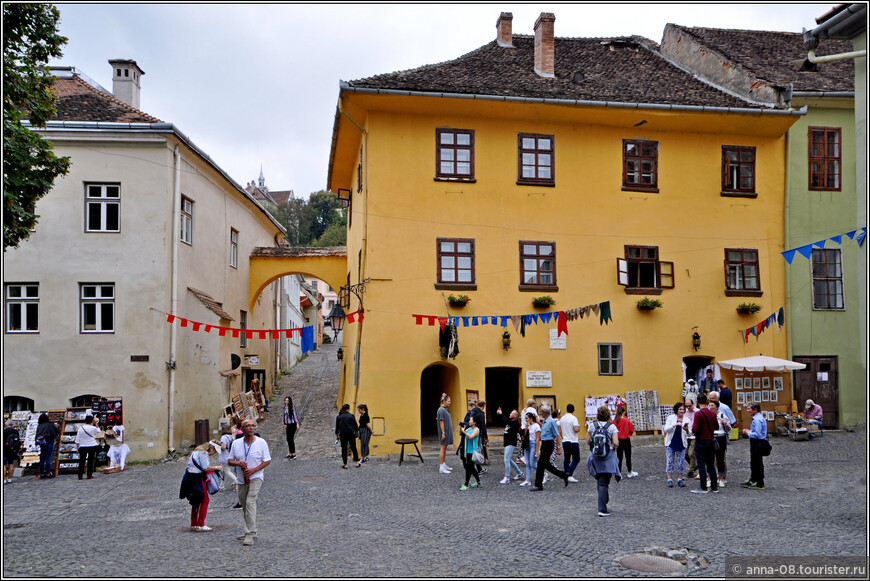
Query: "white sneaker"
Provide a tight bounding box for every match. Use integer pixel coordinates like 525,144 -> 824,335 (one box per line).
439,465 -> 451,474
499,477 -> 510,484
445,465 -> 454,472
567,476 -> 579,483
519,480 -> 531,487
628,471 -> 639,478
718,478 -> 726,488
198,525 -> 213,532
513,473 -> 523,480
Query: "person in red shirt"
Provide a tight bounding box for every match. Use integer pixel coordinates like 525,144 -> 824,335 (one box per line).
690,393 -> 719,493
614,406 -> 637,478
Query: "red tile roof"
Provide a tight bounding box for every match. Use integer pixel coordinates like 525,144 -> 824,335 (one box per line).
347,35 -> 759,108
668,25 -> 854,93
50,74 -> 162,123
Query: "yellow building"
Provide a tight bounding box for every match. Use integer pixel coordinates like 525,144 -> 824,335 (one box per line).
327,13 -> 803,453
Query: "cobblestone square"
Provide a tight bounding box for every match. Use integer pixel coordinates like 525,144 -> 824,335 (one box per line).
3,344 -> 867,577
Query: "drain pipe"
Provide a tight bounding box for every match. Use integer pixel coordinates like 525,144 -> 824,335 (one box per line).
168,145 -> 182,453
805,48 -> 866,64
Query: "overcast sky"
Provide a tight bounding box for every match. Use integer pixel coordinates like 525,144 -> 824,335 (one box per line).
49,3 -> 838,199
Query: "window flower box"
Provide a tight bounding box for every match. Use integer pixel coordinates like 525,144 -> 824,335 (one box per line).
532,296 -> 555,308
736,302 -> 762,315
447,294 -> 471,307
636,297 -> 662,311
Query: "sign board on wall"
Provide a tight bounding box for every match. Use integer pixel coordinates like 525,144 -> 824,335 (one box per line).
526,371 -> 552,388
549,329 -> 567,350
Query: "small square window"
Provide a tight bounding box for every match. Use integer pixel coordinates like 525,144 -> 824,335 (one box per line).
598,343 -> 623,375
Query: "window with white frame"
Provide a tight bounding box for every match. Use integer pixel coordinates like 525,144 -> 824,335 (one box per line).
598,343 -> 623,376
5,283 -> 39,333
180,197 -> 194,245
230,228 -> 239,268
80,283 -> 114,333
85,184 -> 121,232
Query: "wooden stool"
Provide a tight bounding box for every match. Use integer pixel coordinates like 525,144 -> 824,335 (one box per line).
394,438 -> 423,465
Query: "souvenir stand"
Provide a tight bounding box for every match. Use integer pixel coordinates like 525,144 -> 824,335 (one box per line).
56,407 -> 91,474
8,411 -> 37,470
224,390 -> 265,424
55,398 -> 125,475
584,391 -> 661,435
717,356 -> 806,436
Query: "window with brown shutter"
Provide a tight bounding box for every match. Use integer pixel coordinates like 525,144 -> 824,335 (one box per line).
616,245 -> 673,294
809,127 -> 841,191
721,146 -> 756,197
622,140 -> 659,192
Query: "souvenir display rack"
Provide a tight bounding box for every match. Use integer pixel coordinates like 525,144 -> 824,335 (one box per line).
624,390 -> 661,432
56,407 -> 91,474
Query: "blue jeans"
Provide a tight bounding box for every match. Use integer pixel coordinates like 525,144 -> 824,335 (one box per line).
562,441 -> 580,476
39,441 -> 54,476
504,445 -> 523,479
806,419 -> 823,435
596,473 -> 612,512
523,444 -> 537,482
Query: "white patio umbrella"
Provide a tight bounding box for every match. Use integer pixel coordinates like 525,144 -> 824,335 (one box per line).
717,355 -> 807,372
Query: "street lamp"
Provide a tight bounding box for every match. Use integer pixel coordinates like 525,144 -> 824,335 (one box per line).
692,326 -> 701,351
502,331 -> 511,350
328,303 -> 346,341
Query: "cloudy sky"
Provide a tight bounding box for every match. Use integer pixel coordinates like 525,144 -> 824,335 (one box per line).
49,3 -> 838,198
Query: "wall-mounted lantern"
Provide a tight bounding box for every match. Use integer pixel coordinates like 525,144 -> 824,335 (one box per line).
337,347 -> 343,361
328,303 -> 346,342
502,331 -> 511,350
692,326 -> 701,352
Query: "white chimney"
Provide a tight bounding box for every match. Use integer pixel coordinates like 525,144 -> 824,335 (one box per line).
534,13 -> 555,78
108,59 -> 144,109
497,12 -> 513,47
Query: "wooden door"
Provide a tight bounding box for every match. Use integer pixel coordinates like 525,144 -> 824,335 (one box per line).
793,356 -> 839,429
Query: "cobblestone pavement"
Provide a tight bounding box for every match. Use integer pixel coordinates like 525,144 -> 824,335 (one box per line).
3,342 -> 867,577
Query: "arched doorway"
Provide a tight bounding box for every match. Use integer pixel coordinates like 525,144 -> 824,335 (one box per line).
420,363 -> 459,438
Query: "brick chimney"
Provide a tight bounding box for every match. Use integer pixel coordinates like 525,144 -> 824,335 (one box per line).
496,12 -> 513,47
534,13 -> 555,78
108,59 -> 144,109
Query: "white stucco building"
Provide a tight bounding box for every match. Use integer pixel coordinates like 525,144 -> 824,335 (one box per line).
3,60 -> 285,458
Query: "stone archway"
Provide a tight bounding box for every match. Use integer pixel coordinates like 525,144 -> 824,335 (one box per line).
248,246 -> 347,312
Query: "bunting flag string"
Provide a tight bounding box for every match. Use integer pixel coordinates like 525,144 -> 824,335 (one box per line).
782,226 -> 866,264
738,307 -> 785,344
411,300 -> 613,336
151,307 -> 319,340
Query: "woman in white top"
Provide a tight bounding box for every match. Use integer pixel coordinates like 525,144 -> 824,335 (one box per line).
180,441 -> 220,531
708,400 -> 732,489
663,402 -> 689,488
74,415 -> 101,480
520,412 -> 540,486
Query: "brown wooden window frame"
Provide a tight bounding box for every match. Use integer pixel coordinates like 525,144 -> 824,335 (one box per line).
435,128 -> 475,182
809,127 -> 842,191
622,139 -> 659,192
435,238 -> 477,291
721,145 -> 756,197
811,248 -> 844,310
616,245 -> 674,294
724,248 -> 762,297
518,240 -> 558,292
517,133 -> 555,186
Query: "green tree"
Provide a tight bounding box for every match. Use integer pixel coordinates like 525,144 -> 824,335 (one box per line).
273,190 -> 345,247
3,3 -> 71,249
313,207 -> 347,247
306,190 -> 342,241
274,197 -> 311,245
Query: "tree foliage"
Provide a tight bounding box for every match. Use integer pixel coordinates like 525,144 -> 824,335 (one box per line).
3,3 -> 71,249
274,190 -> 346,247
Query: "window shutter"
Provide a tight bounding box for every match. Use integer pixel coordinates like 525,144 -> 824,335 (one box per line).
616,258 -> 628,287
722,151 -> 732,188
659,261 -> 675,289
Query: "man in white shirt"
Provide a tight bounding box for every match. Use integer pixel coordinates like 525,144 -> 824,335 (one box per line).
559,403 -> 582,483
228,419 -> 271,546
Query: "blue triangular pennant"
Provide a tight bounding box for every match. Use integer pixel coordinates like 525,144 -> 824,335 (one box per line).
813,239 -> 826,249
857,228 -> 867,246
471,317 -> 478,326
846,229 -> 857,239
462,317 -> 470,327
830,235 -> 842,245
782,249 -> 797,264
531,314 -> 538,324
500,316 -> 509,327
796,244 -> 814,259
539,312 -> 552,324
524,315 -> 532,325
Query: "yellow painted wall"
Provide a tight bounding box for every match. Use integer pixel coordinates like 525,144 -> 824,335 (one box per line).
333,95 -> 796,454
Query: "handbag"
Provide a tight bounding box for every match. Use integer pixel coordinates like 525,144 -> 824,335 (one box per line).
191,455 -> 222,495
757,438 -> 772,457
471,449 -> 484,465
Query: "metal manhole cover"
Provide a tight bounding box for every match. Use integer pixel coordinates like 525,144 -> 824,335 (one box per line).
619,554 -> 687,574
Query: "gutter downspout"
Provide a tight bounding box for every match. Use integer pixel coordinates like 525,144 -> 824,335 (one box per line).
338,97 -> 368,409
168,145 -> 181,453
806,49 -> 866,64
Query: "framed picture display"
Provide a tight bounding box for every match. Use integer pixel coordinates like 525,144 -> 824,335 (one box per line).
737,392 -> 745,405
735,377 -> 743,390
754,391 -> 762,403
753,377 -> 762,389
773,377 -> 783,391
762,391 -> 770,402
766,411 -> 775,421
770,390 -> 778,403
762,377 -> 771,389
466,390 -> 479,412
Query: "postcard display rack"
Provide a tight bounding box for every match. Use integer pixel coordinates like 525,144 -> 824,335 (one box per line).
227,391 -> 264,423
55,399 -> 124,475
